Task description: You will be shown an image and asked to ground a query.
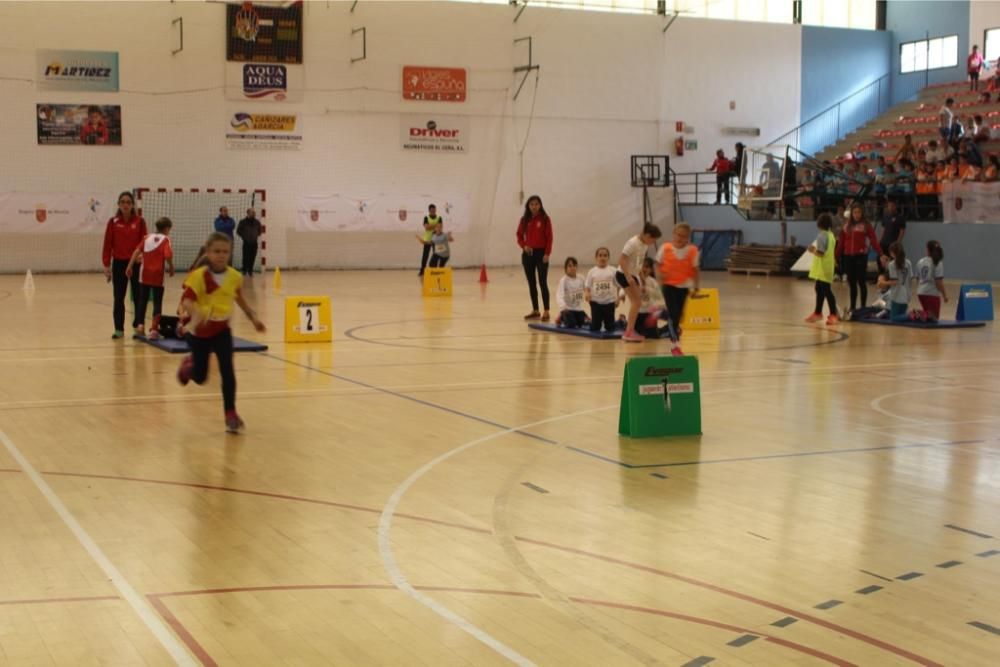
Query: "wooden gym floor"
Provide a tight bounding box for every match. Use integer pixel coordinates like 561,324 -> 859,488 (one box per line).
0,269 -> 997,666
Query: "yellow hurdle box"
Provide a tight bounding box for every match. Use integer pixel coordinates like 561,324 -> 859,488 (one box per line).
284,295 -> 332,343
681,288 -> 721,330
422,267 -> 453,297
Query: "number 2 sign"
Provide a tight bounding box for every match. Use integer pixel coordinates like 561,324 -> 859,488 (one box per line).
284,295 -> 332,342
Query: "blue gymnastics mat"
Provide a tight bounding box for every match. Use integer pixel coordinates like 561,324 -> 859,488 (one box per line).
528,322 -> 623,339
852,319 -> 985,329
135,335 -> 269,353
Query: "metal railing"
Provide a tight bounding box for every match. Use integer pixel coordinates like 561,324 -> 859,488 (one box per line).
770,73 -> 892,157
673,170 -> 738,206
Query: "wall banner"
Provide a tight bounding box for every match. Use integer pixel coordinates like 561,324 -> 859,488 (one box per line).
36,49 -> 119,92
37,104 -> 122,146
0,192 -> 116,233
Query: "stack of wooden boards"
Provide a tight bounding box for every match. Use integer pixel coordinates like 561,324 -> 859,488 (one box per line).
726,244 -> 805,276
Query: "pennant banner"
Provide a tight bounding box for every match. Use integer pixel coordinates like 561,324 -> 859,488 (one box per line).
0,192 -> 116,233
296,194 -> 471,232
942,181 -> 1000,224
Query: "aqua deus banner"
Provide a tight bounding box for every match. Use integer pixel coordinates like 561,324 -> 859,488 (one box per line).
36,50 -> 119,92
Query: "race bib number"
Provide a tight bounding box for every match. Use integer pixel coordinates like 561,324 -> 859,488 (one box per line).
566,289 -> 583,309
593,280 -> 614,301
434,243 -> 447,255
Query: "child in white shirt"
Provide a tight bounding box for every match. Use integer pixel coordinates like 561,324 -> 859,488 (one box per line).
584,247 -> 618,332
556,257 -> 588,328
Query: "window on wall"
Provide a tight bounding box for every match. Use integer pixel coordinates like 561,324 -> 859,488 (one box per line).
900,35 -> 958,74
985,28 -> 1000,67
446,0 -> 876,28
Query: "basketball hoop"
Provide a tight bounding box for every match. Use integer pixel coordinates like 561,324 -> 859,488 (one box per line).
235,2 -> 259,42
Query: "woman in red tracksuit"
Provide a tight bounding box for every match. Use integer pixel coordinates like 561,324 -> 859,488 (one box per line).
516,195 -> 554,321
836,203 -> 881,313
101,191 -> 148,338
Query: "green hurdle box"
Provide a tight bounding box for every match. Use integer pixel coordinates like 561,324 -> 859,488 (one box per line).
618,356 -> 702,438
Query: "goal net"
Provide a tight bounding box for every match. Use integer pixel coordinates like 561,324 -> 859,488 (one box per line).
136,188 -> 263,272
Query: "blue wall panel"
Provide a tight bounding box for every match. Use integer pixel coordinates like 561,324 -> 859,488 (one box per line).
887,0 -> 971,105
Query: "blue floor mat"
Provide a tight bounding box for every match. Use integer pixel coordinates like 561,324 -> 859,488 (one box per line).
135,335 -> 269,353
852,319 -> 986,329
528,322 -> 623,339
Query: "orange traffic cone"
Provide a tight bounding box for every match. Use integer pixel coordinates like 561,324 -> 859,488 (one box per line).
478,263 -> 489,283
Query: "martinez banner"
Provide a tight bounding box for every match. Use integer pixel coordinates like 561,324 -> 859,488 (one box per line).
226,112 -> 302,150
226,2 -> 303,64
224,62 -> 303,102
0,192 -> 116,233
942,181 -> 1000,224
36,49 -> 119,92
401,115 -> 469,153
37,104 -> 122,146
296,194 -> 471,232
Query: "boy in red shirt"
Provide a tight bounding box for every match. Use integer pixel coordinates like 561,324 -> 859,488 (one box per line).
80,105 -> 109,145
126,217 -> 175,339
707,149 -> 732,204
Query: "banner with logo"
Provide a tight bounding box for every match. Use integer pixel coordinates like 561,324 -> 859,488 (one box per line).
226,112 -> 302,150
401,115 -> 469,154
296,194 -> 471,232
224,62 -> 303,102
36,49 -> 119,92
226,2 -> 303,64
37,104 -> 122,146
942,181 -> 1000,223
402,66 -> 466,102
0,192 -> 116,233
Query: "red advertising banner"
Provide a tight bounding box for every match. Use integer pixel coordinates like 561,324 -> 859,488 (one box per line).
402,66 -> 467,102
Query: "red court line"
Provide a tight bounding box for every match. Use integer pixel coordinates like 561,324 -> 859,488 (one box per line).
149,584 -> 852,667
40,470 -> 491,534
33,469 -> 940,665
0,595 -> 119,607
519,537 -> 943,667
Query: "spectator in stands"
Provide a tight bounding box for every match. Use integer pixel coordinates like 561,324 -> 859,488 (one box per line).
915,162 -> 939,220
959,137 -> 983,167
896,134 -> 917,162
925,139 -> 947,163
958,154 -> 979,181
939,98 -> 955,144
985,155 -> 1000,181
973,114 -> 992,143
944,155 -> 960,181
968,44 -> 985,92
707,149 -> 732,205
783,158 -> 799,217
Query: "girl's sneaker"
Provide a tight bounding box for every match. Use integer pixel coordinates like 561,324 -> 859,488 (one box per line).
134,325 -> 145,337
147,329 -> 160,341
804,313 -> 823,323
670,344 -> 684,357
523,311 -> 541,320
621,330 -> 645,343
111,330 -> 125,339
540,311 -> 550,322
826,314 -> 840,325
225,411 -> 245,433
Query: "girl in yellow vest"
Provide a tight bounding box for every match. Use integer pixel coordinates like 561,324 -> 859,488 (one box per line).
805,214 -> 839,325
177,232 -> 266,433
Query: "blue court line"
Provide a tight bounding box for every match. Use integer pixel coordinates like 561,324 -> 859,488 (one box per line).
564,439 -> 989,469
261,352 -> 558,446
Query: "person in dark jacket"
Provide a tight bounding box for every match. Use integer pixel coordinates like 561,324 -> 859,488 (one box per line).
236,208 -> 262,276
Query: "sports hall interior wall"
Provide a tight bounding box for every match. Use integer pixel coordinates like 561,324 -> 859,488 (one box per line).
886,0 -> 971,105
0,1 -> 803,272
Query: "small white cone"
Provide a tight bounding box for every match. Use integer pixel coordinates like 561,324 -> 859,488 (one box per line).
23,269 -> 34,291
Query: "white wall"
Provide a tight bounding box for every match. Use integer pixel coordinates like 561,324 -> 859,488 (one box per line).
970,0 -> 1000,54
0,1 -> 802,272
